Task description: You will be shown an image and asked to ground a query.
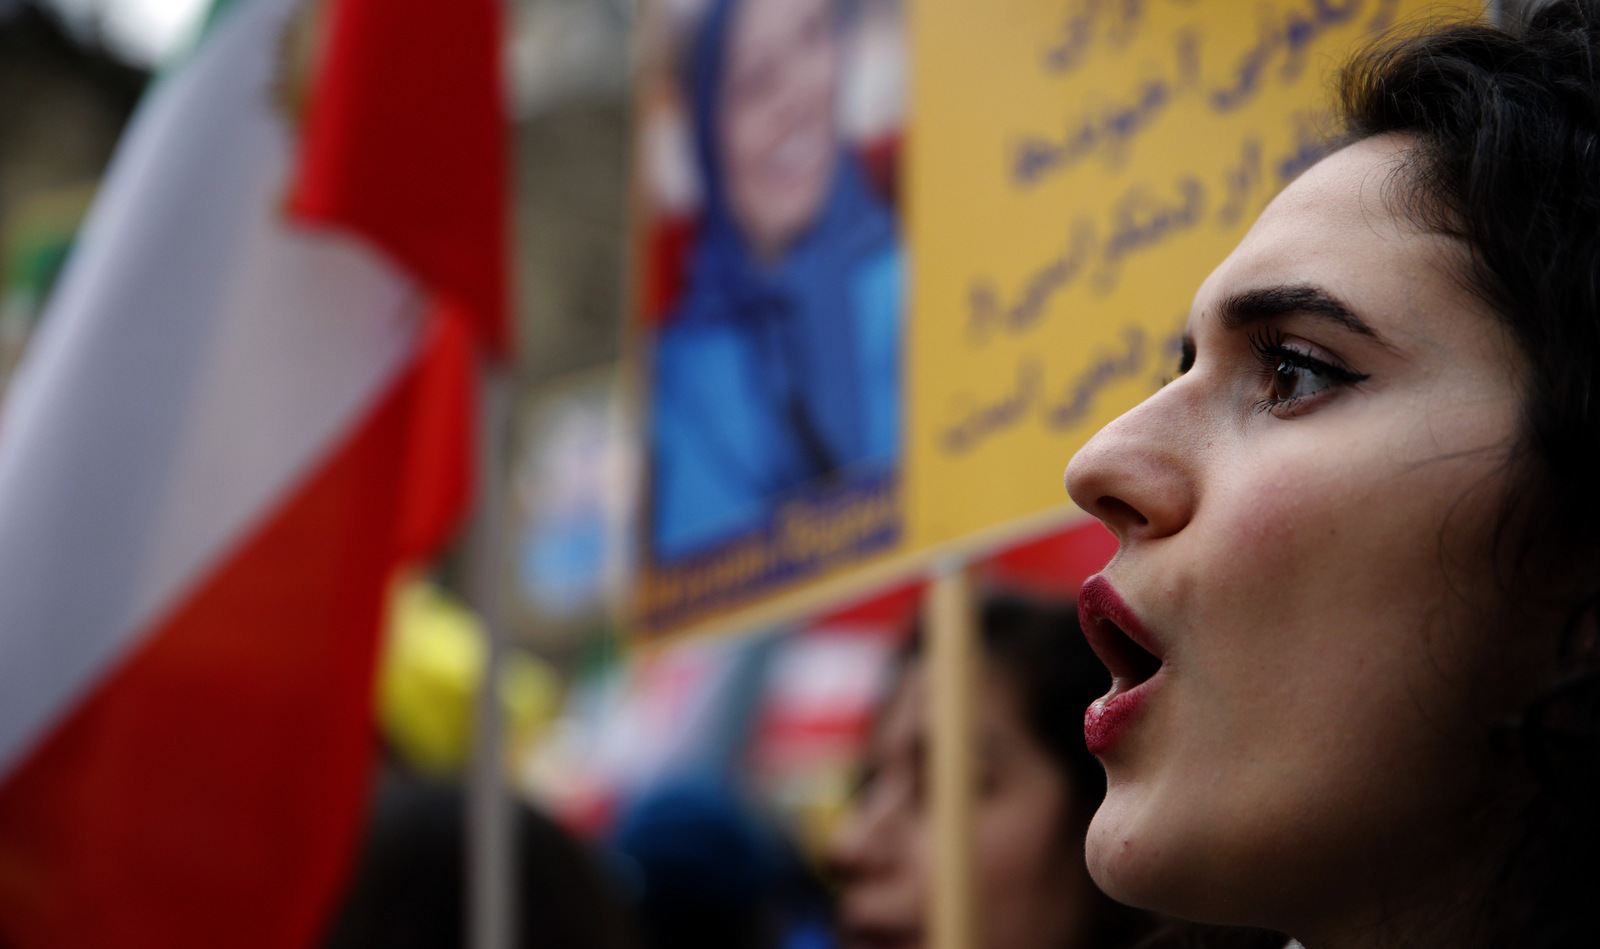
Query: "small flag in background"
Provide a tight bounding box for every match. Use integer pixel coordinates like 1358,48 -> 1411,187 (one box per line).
0,0 -> 509,945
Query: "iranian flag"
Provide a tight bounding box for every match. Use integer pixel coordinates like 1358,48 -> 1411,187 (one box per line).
0,0 -> 508,945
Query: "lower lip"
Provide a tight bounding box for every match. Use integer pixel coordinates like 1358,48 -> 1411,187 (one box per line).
1084,675 -> 1158,755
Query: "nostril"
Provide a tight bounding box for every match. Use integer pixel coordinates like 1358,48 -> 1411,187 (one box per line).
1097,496 -> 1148,527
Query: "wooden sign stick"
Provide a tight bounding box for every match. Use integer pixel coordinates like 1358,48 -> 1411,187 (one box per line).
927,557 -> 977,949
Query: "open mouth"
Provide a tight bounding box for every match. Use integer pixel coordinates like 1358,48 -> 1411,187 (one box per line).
1078,575 -> 1165,698
1079,576 -> 1164,754
1089,615 -> 1162,694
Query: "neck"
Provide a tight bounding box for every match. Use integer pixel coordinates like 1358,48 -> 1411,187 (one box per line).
1288,767 -> 1530,949
1287,865 -> 1493,949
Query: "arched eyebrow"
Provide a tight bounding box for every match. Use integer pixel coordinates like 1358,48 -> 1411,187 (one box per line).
1216,284 -> 1388,344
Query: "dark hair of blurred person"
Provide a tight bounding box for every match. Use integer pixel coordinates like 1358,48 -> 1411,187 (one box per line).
828,596 -> 1159,949
612,777 -> 836,949
321,766 -> 637,949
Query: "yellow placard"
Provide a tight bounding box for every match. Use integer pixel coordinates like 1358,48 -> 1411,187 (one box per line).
903,0 -> 1474,551
628,0 -> 1475,638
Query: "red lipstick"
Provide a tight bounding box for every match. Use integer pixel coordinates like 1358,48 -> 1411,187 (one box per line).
1078,575 -> 1164,755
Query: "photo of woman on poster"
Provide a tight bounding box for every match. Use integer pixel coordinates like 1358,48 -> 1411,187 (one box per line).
647,0 -> 903,563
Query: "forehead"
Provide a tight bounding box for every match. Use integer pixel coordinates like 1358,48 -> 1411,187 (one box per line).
727,0 -> 830,56
1194,135 -> 1472,341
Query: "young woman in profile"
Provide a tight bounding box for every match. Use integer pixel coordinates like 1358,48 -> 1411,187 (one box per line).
1063,3 -> 1600,948
829,598 -> 1160,949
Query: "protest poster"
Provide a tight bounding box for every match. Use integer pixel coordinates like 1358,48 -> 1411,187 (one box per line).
630,0 -> 1472,636
631,0 -> 907,632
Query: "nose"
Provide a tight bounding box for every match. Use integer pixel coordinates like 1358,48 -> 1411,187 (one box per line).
1064,386 -> 1199,544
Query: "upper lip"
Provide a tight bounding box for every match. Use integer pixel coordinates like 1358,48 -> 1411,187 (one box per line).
1078,575 -> 1165,690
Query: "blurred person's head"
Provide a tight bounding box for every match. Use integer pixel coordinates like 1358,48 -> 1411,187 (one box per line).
689,0 -> 842,262
322,767 -> 636,949
612,778 -> 784,949
828,598 -> 1149,949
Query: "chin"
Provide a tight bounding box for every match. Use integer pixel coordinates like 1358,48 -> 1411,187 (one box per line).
1084,786 -> 1246,926
1083,792 -> 1165,908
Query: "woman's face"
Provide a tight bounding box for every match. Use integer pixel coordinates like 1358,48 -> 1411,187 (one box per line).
717,0 -> 839,261
1064,135 -> 1538,939
829,659 -> 1098,949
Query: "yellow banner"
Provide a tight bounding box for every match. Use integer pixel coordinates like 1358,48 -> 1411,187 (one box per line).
629,0 -> 1473,637
903,0 -> 1472,551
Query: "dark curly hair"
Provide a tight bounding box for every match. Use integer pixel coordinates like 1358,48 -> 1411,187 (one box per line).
1333,3 -> 1600,947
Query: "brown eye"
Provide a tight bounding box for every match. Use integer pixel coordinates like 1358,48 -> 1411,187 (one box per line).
1248,327 -> 1368,415
1270,358 -> 1332,403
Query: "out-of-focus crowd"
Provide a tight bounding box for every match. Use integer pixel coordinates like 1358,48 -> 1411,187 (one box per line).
328,593 -> 1167,949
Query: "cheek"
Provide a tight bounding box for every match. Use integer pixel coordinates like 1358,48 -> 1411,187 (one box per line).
978,804 -> 1060,892
1102,416 -> 1523,919
722,105 -> 766,189
976,777 -> 1082,943
1205,440 -> 1375,564
1194,419 -> 1507,652
1184,443 -> 1508,756
797,48 -> 839,119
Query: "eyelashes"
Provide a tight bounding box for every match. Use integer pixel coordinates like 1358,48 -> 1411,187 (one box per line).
1160,336 -> 1197,387
1166,327 -> 1368,417
1246,326 -> 1368,414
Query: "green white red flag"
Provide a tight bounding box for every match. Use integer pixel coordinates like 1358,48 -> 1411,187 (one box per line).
0,0 -> 508,944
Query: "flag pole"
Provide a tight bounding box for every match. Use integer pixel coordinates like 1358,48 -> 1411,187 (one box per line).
926,556 -> 977,949
465,361 -> 515,949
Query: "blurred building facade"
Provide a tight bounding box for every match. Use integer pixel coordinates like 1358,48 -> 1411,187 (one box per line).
508,0 -> 631,383
0,0 -> 147,390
